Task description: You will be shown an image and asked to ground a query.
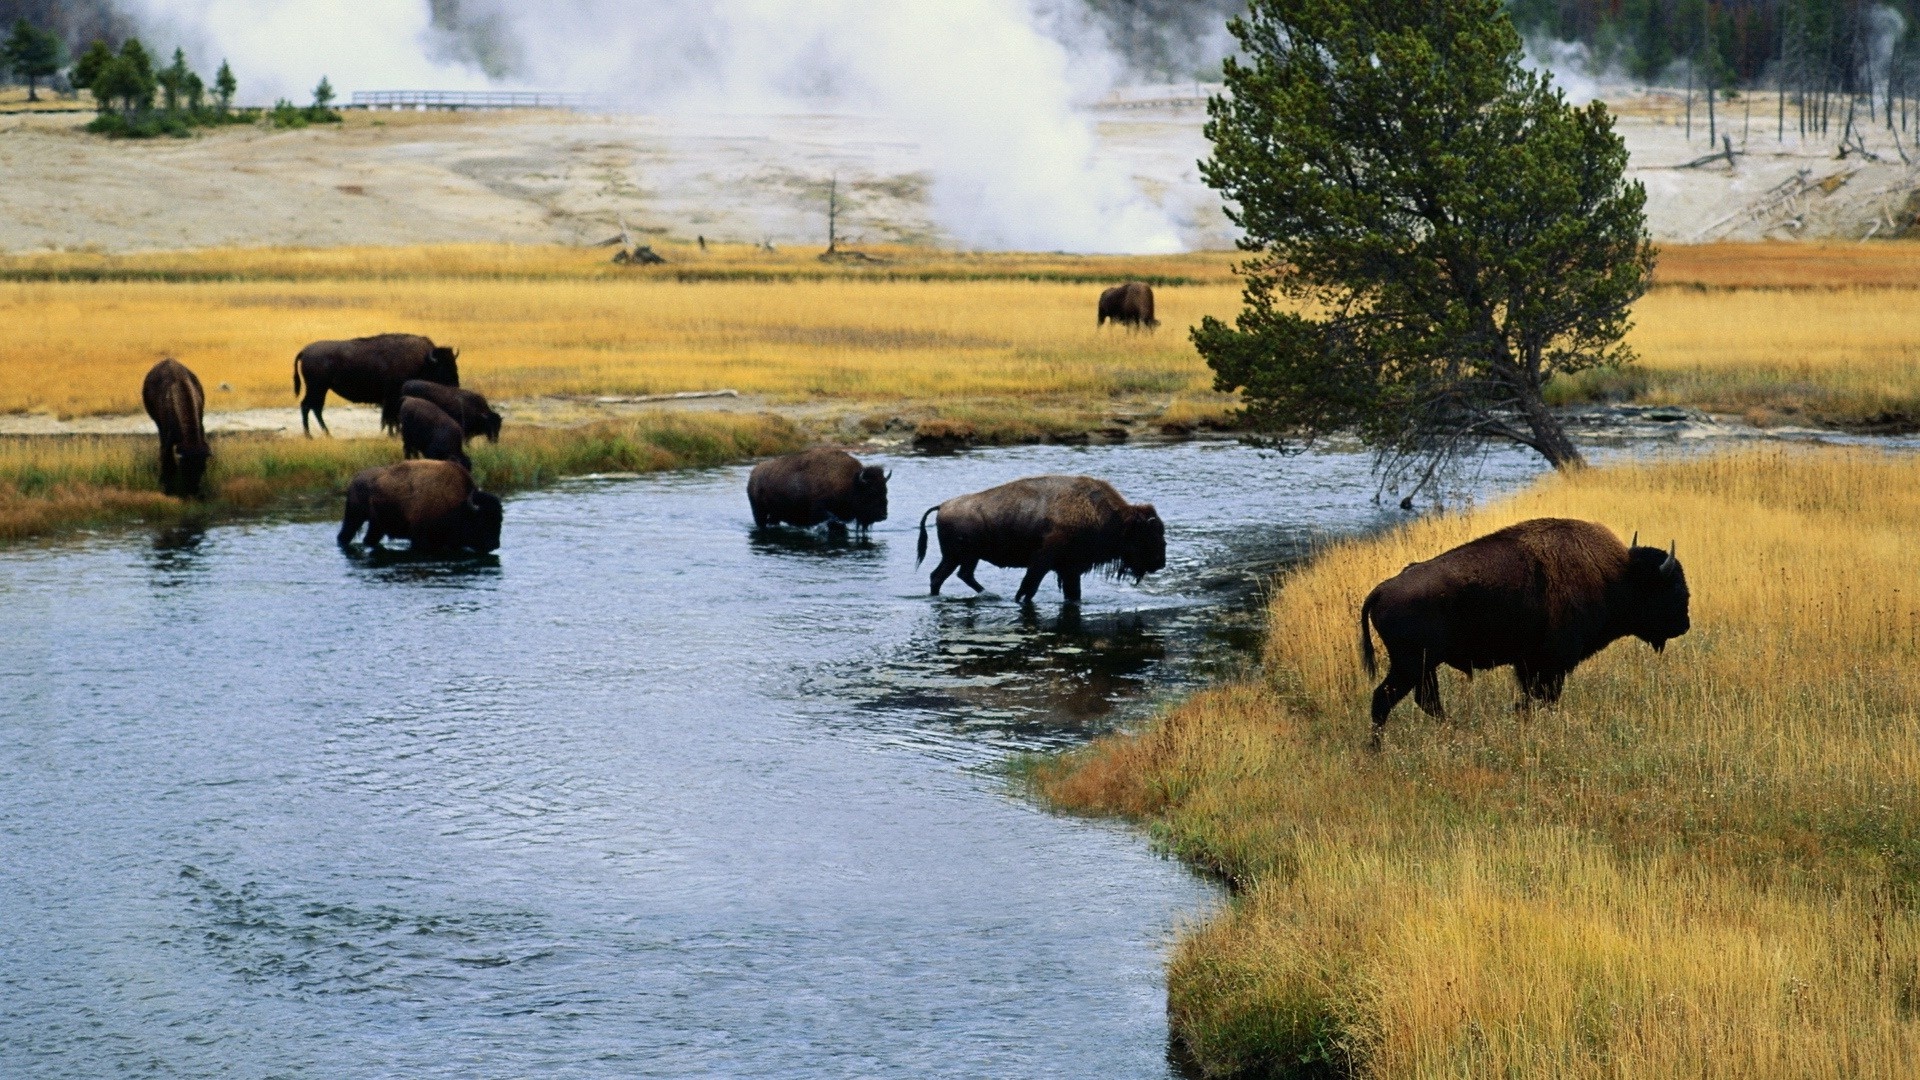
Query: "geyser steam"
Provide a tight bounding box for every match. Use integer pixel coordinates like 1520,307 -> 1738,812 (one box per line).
130,0 -> 1184,253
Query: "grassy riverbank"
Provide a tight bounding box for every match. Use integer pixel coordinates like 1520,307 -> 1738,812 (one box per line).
1035,448 -> 1920,1077
0,412 -> 804,541
5,241 -> 1920,432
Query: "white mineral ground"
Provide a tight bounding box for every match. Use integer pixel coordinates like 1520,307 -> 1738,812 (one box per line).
3,85 -> 1914,435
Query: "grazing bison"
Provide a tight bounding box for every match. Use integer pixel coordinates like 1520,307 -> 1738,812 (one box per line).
1359,518 -> 1691,750
747,448 -> 889,533
1097,282 -> 1157,330
401,380 -> 501,443
294,333 -> 459,436
141,358 -> 210,498
916,475 -> 1165,603
337,459 -> 502,553
399,397 -> 472,470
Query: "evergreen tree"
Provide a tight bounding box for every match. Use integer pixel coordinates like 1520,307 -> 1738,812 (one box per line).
213,59 -> 235,113
3,18 -> 65,102
72,39 -> 113,103
311,75 -> 334,110
157,48 -> 191,113
1194,0 -> 1654,479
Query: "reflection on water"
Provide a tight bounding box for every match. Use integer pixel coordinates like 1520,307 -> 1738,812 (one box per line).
0,440 -> 1551,1079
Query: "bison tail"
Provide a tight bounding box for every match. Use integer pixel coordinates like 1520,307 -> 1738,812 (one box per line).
916,505 -> 939,568
1359,592 -> 1378,678
292,355 -> 303,396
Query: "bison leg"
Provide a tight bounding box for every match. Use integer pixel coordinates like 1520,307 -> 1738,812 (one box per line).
1014,566 -> 1048,604
929,555 -> 960,596
956,560 -> 985,593
1413,658 -> 1445,719
304,395 -> 331,437
157,439 -> 177,495
1057,570 -> 1083,605
337,505 -> 366,546
1514,664 -> 1567,707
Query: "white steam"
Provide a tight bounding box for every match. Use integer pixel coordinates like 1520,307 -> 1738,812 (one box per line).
129,0 -> 1183,253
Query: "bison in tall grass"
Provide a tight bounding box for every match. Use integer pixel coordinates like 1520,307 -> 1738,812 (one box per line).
295,333 -> 459,436
917,475 -> 1165,604
337,459 -> 501,553
141,358 -> 210,498
747,448 -> 888,534
1097,282 -> 1157,330
1359,518 -> 1690,749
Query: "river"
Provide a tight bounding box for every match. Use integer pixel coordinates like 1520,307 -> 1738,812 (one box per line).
0,440 -> 1551,1078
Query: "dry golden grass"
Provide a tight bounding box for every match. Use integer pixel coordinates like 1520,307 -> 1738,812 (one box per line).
1654,240 -> 1920,289
0,273 -> 1238,418
1037,448 -> 1920,1077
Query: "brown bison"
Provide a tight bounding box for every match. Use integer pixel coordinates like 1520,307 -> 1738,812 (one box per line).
401,380 -> 502,443
916,475 -> 1166,603
1097,282 -> 1157,330
141,358 -> 210,498
399,397 -> 472,470
337,459 -> 502,553
294,333 -> 459,436
1359,518 -> 1691,749
747,448 -> 889,534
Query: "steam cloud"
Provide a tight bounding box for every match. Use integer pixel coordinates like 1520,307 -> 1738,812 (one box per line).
128,0 -> 1185,252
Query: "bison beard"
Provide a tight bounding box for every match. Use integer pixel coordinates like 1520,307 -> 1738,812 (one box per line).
1359,518 -> 1690,750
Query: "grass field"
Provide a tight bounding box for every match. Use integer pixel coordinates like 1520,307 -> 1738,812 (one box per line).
5,241 -> 1920,431
1035,447 -> 1920,1076
0,412 -> 803,541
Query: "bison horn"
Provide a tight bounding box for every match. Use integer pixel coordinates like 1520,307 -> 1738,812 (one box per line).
1630,530 -> 1638,548
1661,541 -> 1677,572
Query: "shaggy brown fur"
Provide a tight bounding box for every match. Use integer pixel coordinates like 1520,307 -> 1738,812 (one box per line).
141,358 -> 209,497
916,474 -> 1166,603
1359,518 -> 1691,749
399,397 -> 471,470
337,459 -> 502,552
401,380 -> 501,442
295,333 -> 459,436
747,448 -> 888,532
1097,281 -> 1158,329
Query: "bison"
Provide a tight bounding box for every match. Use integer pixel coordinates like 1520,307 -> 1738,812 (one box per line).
141,358 -> 210,498
399,397 -> 472,470
1359,518 -> 1690,750
294,333 -> 459,436
1097,282 -> 1157,330
747,448 -> 889,534
916,475 -> 1165,603
337,459 -> 502,553
401,380 -> 501,443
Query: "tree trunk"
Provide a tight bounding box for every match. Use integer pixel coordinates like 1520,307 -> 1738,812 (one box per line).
1516,386 -> 1585,470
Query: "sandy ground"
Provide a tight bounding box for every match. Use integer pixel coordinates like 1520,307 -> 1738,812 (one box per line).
3,88 -> 1914,254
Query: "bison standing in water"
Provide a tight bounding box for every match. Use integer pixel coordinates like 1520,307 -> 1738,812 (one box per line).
337,459 -> 502,553
1097,282 -> 1158,330
141,358 -> 210,497
917,475 -> 1165,603
1359,518 -> 1690,750
295,334 -> 459,436
747,448 -> 889,534
399,397 -> 472,470
401,380 -> 502,443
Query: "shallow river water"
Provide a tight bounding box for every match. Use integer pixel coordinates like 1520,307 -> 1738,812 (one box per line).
1,441 -> 1550,1078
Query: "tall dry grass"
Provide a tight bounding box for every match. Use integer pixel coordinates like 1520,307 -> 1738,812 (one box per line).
1038,448 -> 1920,1077
0,275 -> 1236,418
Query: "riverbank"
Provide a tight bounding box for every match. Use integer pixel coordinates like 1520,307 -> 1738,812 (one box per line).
0,412 -> 804,542
1034,447 -> 1920,1076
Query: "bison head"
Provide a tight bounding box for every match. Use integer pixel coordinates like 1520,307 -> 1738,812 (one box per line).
423,345 -> 461,388
1118,503 -> 1166,581
1624,541 -> 1690,652
462,490 -> 503,553
479,407 -> 503,443
177,445 -> 211,498
852,465 -> 890,526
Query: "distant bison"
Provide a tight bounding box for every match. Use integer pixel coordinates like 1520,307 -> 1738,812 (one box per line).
399,397 -> 471,470
337,459 -> 502,553
401,380 -> 501,443
294,333 -> 459,436
1097,282 -> 1157,330
748,448 -> 889,534
1359,518 -> 1690,750
141,358 -> 210,498
916,475 -> 1165,603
